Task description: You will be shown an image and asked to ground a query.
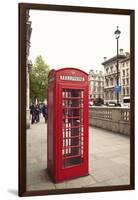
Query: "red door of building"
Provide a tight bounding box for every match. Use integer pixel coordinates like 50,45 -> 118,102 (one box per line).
47,68 -> 88,182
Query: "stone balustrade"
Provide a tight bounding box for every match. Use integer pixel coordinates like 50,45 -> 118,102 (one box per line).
89,107 -> 130,135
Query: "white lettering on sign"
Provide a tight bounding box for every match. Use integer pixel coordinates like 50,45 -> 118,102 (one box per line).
60,75 -> 85,82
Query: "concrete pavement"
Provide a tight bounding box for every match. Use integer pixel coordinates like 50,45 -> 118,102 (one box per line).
26,116 -> 130,191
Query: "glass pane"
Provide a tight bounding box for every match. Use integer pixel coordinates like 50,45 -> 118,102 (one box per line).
62,89 -> 84,168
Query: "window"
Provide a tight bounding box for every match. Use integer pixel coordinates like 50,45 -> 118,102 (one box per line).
114,77 -> 117,84
115,64 -> 117,72
110,66 -> 113,73
123,70 -> 125,76
105,92 -> 108,100
126,87 -> 129,95
110,78 -> 113,85
110,93 -> 113,100
126,69 -> 129,76
106,68 -> 109,74
126,78 -> 129,84
90,82 -> 93,87
123,88 -> 125,95
106,79 -> 109,86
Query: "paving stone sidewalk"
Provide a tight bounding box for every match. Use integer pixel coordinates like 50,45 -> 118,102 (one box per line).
27,116 -> 130,191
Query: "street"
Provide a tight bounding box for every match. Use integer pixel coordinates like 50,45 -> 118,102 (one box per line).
27,115 -> 130,191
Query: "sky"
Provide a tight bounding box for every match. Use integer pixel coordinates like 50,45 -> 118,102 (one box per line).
29,10 -> 130,73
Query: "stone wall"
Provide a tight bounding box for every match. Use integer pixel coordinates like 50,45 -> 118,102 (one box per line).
89,107 -> 130,135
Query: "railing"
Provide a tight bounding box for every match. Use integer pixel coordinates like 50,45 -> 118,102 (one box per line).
91,108 -> 112,119
121,109 -> 130,121
89,107 -> 130,135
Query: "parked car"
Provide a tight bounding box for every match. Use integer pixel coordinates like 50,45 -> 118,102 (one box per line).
106,101 -> 121,107
93,98 -> 104,106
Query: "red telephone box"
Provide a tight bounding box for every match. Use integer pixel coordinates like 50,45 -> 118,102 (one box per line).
47,68 -> 88,182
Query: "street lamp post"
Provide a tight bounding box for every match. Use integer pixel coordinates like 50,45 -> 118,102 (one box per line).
114,26 -> 121,105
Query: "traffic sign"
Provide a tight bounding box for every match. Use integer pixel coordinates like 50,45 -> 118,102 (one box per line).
114,85 -> 121,93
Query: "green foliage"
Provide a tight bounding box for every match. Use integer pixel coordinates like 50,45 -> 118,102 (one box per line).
30,55 -> 50,103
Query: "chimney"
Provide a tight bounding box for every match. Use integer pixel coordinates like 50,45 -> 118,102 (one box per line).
120,48 -> 124,55
103,57 -> 107,61
125,52 -> 130,57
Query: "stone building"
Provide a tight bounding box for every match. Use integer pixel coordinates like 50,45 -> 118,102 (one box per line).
102,49 -> 128,104
120,53 -> 130,100
26,10 -> 32,128
89,70 -> 104,100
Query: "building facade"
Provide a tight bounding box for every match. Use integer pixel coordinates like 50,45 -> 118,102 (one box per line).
102,49 -> 129,104
26,10 -> 32,128
89,70 -> 104,100
120,53 -> 130,100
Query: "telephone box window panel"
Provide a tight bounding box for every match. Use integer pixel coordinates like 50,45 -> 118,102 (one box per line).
62,89 -> 84,168
47,68 -> 88,182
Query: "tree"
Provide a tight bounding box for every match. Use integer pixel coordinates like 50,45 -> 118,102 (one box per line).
30,55 -> 50,103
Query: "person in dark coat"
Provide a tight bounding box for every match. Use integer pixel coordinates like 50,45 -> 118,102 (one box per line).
30,103 -> 36,124
35,104 -> 40,123
42,104 -> 48,123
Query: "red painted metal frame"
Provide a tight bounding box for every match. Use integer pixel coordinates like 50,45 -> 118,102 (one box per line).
47,68 -> 89,182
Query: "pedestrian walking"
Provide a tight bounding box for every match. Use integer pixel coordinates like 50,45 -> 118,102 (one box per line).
30,103 -> 36,124
42,104 -> 48,123
35,104 -> 40,123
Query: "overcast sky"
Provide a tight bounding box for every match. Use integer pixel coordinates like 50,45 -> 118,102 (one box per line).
29,10 -> 130,73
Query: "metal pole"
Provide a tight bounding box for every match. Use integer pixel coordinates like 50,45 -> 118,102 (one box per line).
116,38 -> 119,105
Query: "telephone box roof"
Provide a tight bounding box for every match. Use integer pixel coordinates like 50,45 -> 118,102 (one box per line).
48,67 -> 88,78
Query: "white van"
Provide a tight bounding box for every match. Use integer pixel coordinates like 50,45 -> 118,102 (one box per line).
123,97 -> 130,107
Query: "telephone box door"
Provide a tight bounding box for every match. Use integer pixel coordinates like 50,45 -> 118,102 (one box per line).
58,86 -> 88,181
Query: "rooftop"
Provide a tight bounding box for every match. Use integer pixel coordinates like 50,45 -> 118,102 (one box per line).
102,54 -> 127,65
